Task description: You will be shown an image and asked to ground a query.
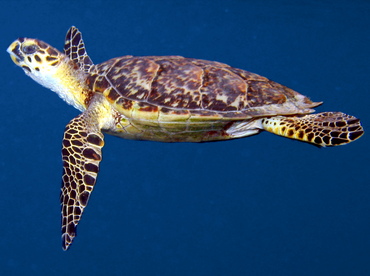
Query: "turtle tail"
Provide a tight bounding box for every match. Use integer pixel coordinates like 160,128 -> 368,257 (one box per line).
261,112 -> 364,147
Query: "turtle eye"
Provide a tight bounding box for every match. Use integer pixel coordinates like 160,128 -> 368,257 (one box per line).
22,44 -> 39,55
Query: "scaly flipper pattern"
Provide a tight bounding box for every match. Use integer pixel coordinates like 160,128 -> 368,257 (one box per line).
262,112 -> 364,146
64,26 -> 93,72
61,112 -> 104,250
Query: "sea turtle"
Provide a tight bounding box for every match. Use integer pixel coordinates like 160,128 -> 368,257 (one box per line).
7,26 -> 364,250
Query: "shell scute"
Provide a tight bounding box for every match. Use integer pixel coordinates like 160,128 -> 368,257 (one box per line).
247,81 -> 287,107
115,95 -> 133,110
91,56 -> 320,121
199,66 -> 248,111
104,87 -> 120,102
148,59 -> 203,109
107,57 -> 159,101
137,102 -> 159,112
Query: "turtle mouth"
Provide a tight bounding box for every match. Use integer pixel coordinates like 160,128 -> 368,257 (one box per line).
7,40 -> 24,65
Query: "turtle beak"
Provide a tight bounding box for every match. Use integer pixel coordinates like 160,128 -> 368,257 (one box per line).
7,39 -> 24,65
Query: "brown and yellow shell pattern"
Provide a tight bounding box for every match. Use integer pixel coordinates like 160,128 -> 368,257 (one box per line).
87,56 -> 320,141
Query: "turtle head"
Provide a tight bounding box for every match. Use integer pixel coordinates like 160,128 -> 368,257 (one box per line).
7,38 -> 64,77
7,37 -> 88,111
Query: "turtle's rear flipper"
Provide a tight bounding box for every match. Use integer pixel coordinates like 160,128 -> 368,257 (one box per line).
262,112 -> 364,147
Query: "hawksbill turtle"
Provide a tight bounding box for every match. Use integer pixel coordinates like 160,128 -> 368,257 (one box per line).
7,26 -> 364,250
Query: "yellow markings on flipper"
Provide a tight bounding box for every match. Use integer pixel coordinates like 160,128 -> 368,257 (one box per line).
262,112 -> 364,147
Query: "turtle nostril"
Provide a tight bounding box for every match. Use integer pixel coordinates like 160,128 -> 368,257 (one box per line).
8,42 -> 24,63
12,43 -> 21,56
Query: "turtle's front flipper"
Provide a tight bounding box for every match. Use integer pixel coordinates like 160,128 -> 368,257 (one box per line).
61,112 -> 104,250
262,112 -> 364,147
64,26 -> 93,72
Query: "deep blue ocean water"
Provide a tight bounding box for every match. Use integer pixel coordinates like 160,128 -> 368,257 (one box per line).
2,0 -> 370,275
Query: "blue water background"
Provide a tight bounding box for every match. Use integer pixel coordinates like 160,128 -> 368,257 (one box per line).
1,0 -> 370,275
